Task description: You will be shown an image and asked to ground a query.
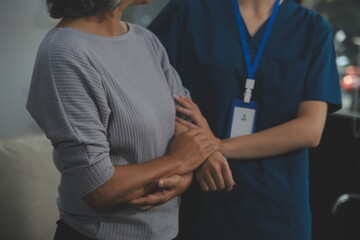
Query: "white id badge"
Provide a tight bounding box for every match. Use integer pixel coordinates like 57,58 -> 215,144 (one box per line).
227,99 -> 258,138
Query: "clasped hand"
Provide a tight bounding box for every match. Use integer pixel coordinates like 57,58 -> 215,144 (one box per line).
130,96 -> 235,211
130,173 -> 192,211
175,95 -> 235,193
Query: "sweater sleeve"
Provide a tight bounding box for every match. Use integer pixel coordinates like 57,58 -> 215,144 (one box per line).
140,26 -> 190,99
159,43 -> 191,99
26,38 -> 114,199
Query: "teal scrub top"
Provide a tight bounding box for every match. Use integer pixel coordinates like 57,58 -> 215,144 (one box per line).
149,0 -> 342,239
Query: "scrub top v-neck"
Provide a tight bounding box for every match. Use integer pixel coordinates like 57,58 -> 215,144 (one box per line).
149,0 -> 342,239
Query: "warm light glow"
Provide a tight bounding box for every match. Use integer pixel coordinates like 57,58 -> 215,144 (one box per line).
343,75 -> 354,85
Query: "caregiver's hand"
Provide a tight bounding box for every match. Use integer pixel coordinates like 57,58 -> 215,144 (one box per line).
175,95 -> 220,145
196,151 -> 235,193
129,172 -> 192,211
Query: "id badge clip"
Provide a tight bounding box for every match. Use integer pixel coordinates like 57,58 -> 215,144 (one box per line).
227,98 -> 258,138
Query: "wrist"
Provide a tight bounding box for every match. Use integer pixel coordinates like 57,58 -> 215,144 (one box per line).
183,172 -> 193,190
167,154 -> 187,175
214,137 -> 221,147
219,139 -> 229,158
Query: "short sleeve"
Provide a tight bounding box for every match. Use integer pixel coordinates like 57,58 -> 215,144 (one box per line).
301,15 -> 342,113
26,40 -> 114,199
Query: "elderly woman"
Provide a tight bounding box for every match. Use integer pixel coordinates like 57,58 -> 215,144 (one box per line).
26,0 -> 218,239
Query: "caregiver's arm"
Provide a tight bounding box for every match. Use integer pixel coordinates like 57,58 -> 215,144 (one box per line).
175,96 -> 327,160
221,101 -> 327,159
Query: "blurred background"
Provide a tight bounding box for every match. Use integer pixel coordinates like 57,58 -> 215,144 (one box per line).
0,0 -> 359,239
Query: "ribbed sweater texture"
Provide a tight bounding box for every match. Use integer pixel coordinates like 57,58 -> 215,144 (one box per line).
26,23 -> 189,240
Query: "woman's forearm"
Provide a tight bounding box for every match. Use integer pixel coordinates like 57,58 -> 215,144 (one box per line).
84,126 -> 218,207
83,155 -> 186,207
221,101 -> 328,159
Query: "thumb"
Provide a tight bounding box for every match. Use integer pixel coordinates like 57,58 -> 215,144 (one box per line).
158,175 -> 180,189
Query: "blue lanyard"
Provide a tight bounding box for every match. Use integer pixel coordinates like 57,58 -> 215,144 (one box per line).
232,0 -> 280,80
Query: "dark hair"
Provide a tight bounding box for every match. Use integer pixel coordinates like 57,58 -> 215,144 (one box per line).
294,0 -> 302,4
46,0 -> 121,19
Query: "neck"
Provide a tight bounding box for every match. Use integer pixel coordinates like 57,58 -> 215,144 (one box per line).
237,0 -> 282,37
238,0 -> 281,15
57,1 -> 131,37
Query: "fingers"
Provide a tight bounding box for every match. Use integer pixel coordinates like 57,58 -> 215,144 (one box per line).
176,116 -> 198,129
198,163 -> 224,192
221,162 -> 236,192
196,171 -> 215,192
130,190 -> 171,209
132,204 -> 154,211
196,153 -> 235,193
176,106 -> 203,126
174,95 -> 198,110
176,105 -> 195,116
158,175 -> 181,189
204,170 -> 221,192
129,192 -> 163,205
210,167 -> 226,191
197,175 -> 210,192
130,175 -> 186,212
185,128 -> 203,136
175,96 -> 204,126
131,190 -> 175,211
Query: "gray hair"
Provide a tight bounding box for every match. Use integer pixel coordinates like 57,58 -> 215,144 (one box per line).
46,0 -> 122,19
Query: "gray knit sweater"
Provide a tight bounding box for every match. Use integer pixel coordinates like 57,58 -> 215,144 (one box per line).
26,23 -> 189,240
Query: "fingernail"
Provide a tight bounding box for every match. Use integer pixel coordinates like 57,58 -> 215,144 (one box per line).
159,180 -> 164,187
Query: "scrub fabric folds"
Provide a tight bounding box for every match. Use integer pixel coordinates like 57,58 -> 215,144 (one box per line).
149,0 -> 342,239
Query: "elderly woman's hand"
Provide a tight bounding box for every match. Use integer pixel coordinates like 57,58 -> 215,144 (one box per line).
129,172 -> 193,211
168,128 -> 219,173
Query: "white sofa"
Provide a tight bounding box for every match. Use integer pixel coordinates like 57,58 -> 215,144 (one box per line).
0,135 -> 60,240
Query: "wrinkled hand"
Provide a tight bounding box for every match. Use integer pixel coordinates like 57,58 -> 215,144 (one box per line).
169,128 -> 219,172
129,173 -> 193,211
175,95 -> 220,145
196,151 -> 235,193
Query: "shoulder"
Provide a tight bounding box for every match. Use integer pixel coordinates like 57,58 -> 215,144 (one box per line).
32,28 -> 97,84
131,23 -> 166,53
289,1 -> 332,33
37,28 -> 90,65
130,23 -> 155,39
